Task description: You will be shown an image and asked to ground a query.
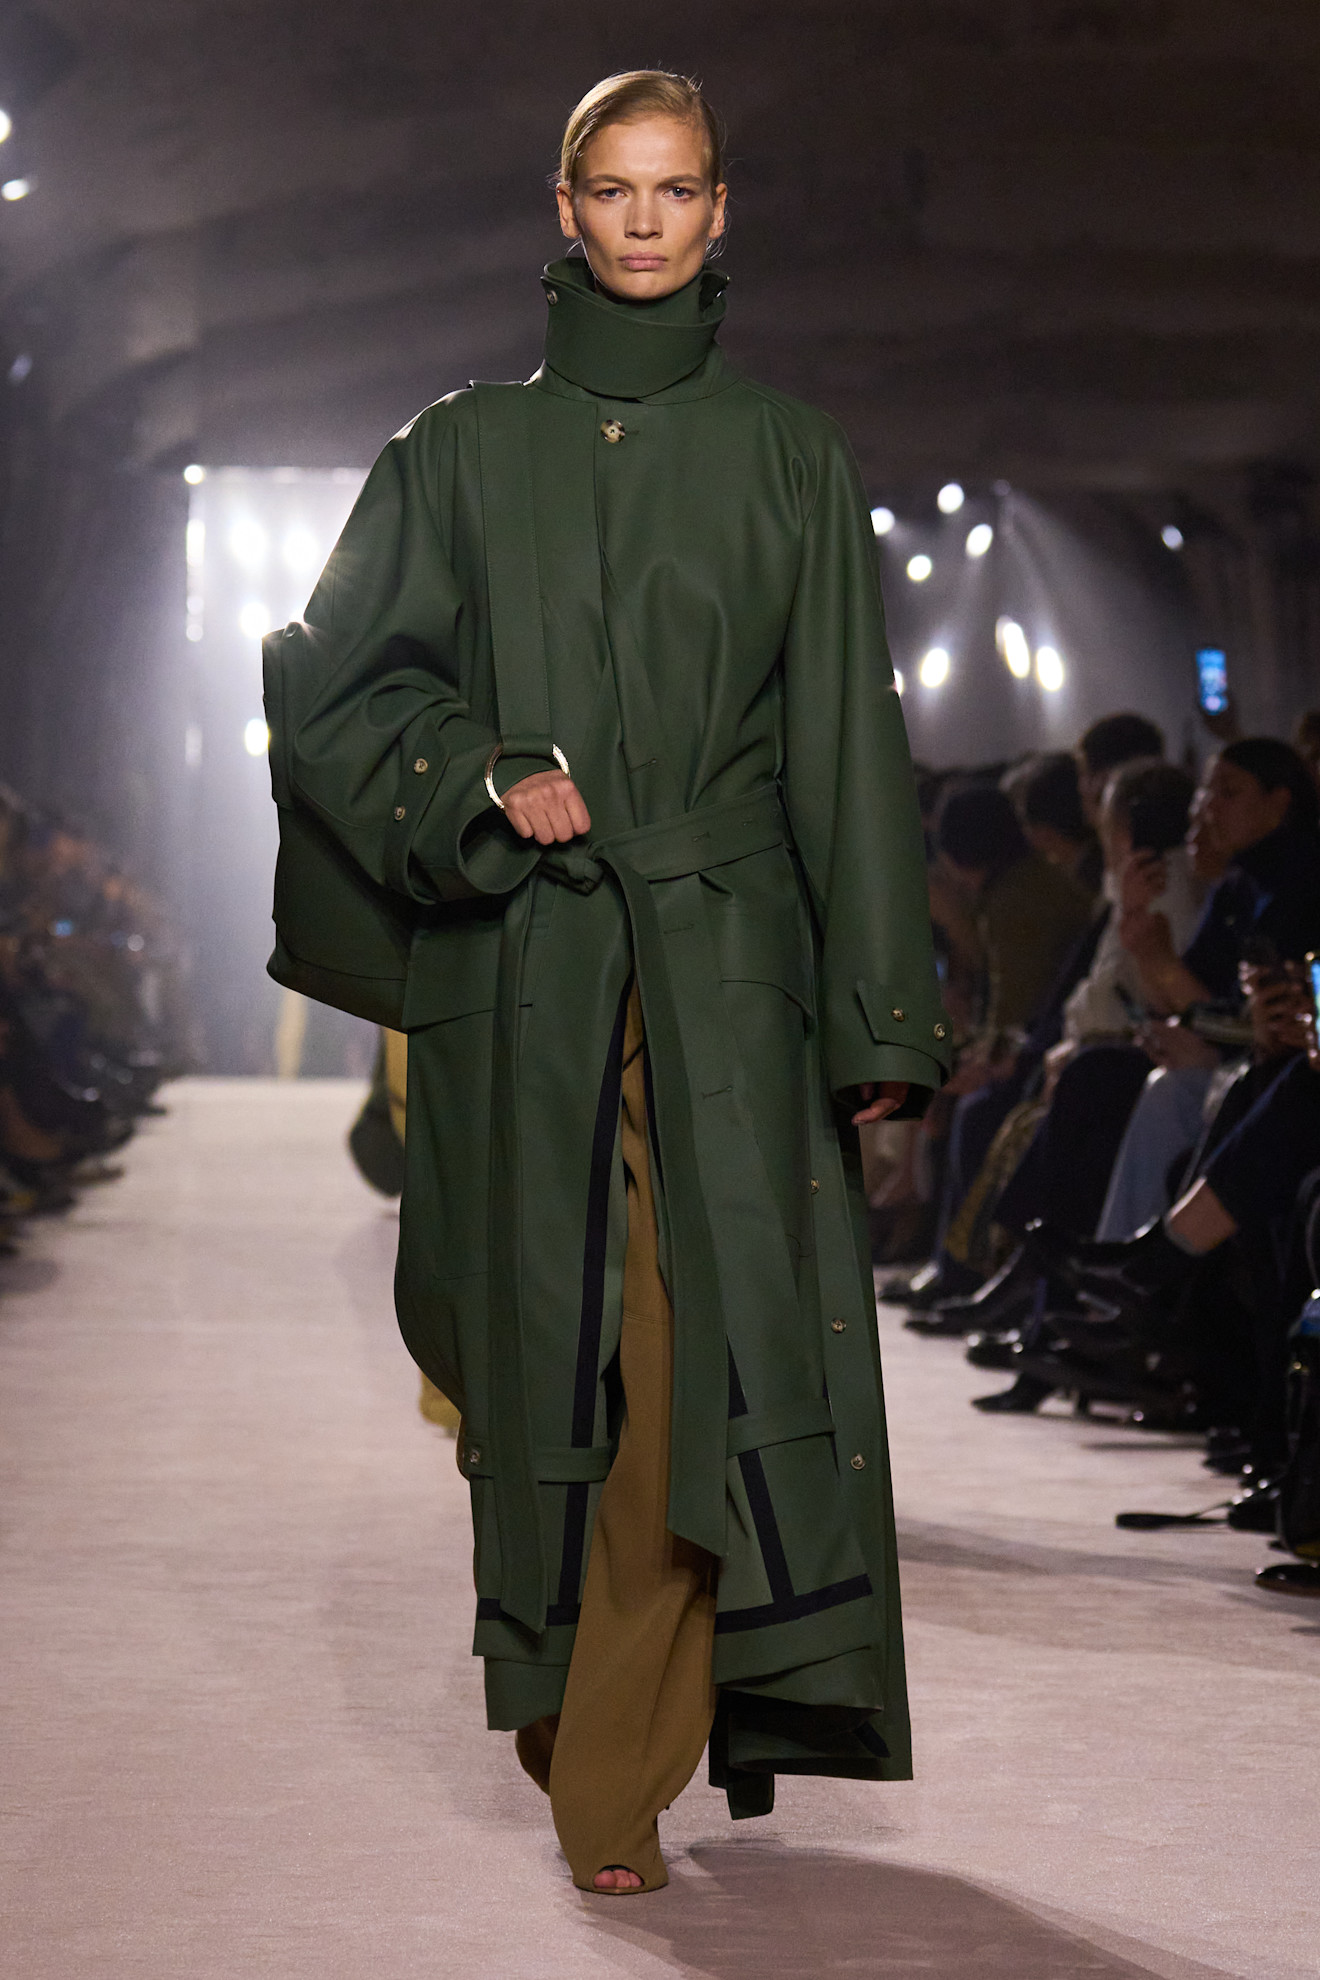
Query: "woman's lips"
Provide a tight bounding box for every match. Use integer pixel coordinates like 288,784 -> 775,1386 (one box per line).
621,255 -> 665,268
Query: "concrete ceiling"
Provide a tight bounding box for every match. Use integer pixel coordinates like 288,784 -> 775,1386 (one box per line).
3,0 -> 1320,497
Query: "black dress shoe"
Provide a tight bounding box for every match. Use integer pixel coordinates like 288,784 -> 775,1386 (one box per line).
1255,1561 -> 1320,1596
965,1329 -> 1021,1370
877,1260 -> 940,1306
905,1304 -> 989,1337
972,1372 -> 1054,1413
879,1260 -> 976,1311
1226,1477 -> 1282,1533
927,1245 -> 1040,1336
1023,1218 -> 1192,1299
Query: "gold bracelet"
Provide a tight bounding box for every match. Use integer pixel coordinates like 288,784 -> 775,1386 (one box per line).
484,742 -> 571,812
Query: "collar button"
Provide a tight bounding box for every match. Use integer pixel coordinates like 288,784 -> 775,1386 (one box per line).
600,419 -> 626,444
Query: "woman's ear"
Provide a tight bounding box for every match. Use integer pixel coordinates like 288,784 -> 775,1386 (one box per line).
555,181 -> 580,242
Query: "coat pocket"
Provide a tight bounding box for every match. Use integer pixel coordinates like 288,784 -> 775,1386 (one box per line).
401,912 -> 505,1029
712,905 -> 815,1019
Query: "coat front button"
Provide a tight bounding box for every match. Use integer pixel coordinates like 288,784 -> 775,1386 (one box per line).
831,1319 -> 846,1333
809,1178 -> 820,1194
891,1007 -> 906,1022
393,806 -> 406,820
600,419 -> 626,444
468,1447 -> 482,1466
413,757 -> 429,774
934,1022 -> 947,1039
545,288 -> 558,303
850,1453 -> 866,1470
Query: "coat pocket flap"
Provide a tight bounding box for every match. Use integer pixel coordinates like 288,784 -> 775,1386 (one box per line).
402,914 -> 505,1029
714,908 -> 814,1016
727,1397 -> 835,1459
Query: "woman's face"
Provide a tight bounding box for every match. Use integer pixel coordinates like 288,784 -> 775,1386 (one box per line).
1195,756 -> 1292,860
557,114 -> 726,302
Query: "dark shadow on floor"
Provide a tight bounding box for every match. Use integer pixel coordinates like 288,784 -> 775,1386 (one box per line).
0,1254 -> 59,1296
584,1844 -> 1236,1978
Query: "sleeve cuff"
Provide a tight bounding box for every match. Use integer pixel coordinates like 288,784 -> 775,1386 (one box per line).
822,975 -> 954,1107
388,711 -> 541,904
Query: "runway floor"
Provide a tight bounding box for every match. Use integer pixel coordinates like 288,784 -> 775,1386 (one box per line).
2,1078 -> 1316,1979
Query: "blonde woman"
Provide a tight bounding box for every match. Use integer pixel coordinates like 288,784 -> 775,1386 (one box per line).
269,71 -> 948,1892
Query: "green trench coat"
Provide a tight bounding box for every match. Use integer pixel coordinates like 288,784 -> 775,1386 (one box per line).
266,258 -> 951,1812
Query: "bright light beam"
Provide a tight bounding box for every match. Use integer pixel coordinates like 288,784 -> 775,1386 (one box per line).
918,647 -> 950,687
906,553 -> 933,583
870,506 -> 896,536
965,522 -> 994,558
1035,646 -> 1065,691
937,482 -> 965,514
996,617 -> 1031,679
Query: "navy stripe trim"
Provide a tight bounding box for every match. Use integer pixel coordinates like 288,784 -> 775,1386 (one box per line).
728,1346 -> 794,1605
555,982 -> 631,1616
713,1573 -> 874,1636
476,1596 -> 581,1629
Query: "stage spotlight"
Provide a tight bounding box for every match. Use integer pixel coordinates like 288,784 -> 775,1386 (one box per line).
1036,645 -> 1065,691
2,176 -> 31,200
906,553 -> 933,583
1161,524 -> 1184,550
996,617 -> 1031,679
243,718 -> 270,758
918,646 -> 950,687
229,518 -> 269,568
870,505 -> 896,536
183,464 -> 206,485
0,111 -> 11,144
893,668 -> 905,696
238,601 -> 272,640
937,482 -> 965,514
965,522 -> 993,558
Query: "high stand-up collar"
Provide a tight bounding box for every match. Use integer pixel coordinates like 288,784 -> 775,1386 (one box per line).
539,255 -> 728,400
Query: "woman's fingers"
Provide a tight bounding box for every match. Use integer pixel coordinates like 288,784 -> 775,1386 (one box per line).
500,770 -> 592,845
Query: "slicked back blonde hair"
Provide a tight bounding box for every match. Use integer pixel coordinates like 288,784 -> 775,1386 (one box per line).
559,71 -> 725,191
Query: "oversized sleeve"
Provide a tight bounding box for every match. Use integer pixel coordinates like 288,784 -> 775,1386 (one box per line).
290,400 -> 539,905
781,417 -> 951,1112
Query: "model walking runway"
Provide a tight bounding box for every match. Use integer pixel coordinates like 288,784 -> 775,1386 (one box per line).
0,1077 -> 1313,1979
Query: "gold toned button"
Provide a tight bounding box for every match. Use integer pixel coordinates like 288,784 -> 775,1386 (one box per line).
934,1022 -> 947,1039
393,805 -> 406,820
413,757 -> 429,774
600,419 -> 626,444
850,1453 -> 866,1470
545,288 -> 558,304
809,1178 -> 820,1195
891,1007 -> 906,1022
831,1319 -> 846,1334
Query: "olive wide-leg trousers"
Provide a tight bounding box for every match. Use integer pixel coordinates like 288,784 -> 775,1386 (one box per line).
514,984 -> 718,1892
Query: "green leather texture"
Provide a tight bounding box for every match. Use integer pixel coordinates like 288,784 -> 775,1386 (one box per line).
270,255 -> 952,1791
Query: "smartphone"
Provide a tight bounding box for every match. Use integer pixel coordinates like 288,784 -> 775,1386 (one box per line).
1196,646 -> 1229,715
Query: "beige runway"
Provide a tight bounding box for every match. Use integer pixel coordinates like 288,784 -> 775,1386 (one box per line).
1,1079 -> 1315,1979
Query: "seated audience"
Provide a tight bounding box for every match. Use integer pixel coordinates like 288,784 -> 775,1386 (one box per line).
0,788 -> 181,1253
885,709 -> 1320,1555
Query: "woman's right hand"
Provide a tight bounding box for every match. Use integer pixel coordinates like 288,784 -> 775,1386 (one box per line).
500,768 -> 592,845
